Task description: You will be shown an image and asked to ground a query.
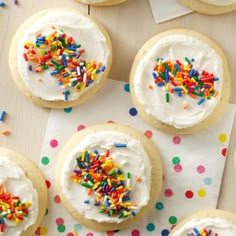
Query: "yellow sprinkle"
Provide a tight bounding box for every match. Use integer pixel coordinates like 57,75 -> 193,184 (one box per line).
182,86 -> 188,94
24,42 -> 35,47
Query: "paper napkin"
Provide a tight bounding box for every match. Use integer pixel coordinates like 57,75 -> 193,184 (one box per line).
38,79 -> 235,236
148,0 -> 193,23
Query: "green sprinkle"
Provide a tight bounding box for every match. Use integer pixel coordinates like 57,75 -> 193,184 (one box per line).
51,60 -> 60,67
81,182 -> 93,188
127,172 -> 131,179
163,63 -> 170,71
166,93 -> 170,103
185,57 -> 191,64
159,71 -> 165,80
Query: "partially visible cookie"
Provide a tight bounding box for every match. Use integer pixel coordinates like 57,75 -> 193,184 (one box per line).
76,0 -> 127,6
0,148 -> 48,236
130,29 -> 230,134
9,8 -> 112,108
169,209 -> 236,235
56,123 -> 163,231
178,0 -> 236,15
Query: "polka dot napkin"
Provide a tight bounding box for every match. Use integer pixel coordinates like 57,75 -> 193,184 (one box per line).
38,79 -> 235,236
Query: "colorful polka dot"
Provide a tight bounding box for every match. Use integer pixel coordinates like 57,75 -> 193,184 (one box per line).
41,156 -> 50,165
222,148 -> 227,157
129,107 -> 138,116
218,133 -> 227,143
38,226 -> 48,235
155,201 -> 164,210
174,164 -> 182,172
146,223 -> 155,232
50,139 -> 58,148
144,130 -> 153,139
197,165 -> 205,174
64,107 -> 72,113
161,229 -> 170,236
124,83 -> 130,92
198,189 -> 206,197
77,124 -> 86,131
172,156 -> 181,165
185,190 -> 194,199
74,224 -> 82,231
172,136 -> 181,144
45,180 -> 51,188
169,216 -> 177,224
131,229 -> 140,236
54,195 -> 61,204
56,218 -> 64,225
204,177 -> 212,185
57,224 -> 66,233
86,233 -> 94,236
164,188 -> 173,197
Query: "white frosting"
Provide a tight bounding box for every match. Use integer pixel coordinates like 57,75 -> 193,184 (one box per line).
17,10 -> 110,101
60,131 -> 151,223
0,157 -> 38,236
172,217 -> 236,235
133,34 -> 223,129
199,0 -> 236,6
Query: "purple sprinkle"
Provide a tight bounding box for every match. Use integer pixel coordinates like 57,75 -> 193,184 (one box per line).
14,0 -> 18,5
28,65 -> 32,71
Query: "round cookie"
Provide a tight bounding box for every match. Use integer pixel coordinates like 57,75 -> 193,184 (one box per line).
9,8 -> 112,108
76,0 -> 127,6
169,209 -> 236,235
56,123 -> 163,231
178,0 -> 236,15
130,29 -> 230,134
0,148 -> 48,236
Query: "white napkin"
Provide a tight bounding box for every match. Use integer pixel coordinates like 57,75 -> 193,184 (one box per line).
148,0 -> 193,23
38,80 -> 235,236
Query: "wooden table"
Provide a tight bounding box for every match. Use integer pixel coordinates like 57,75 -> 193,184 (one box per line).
0,0 -> 236,214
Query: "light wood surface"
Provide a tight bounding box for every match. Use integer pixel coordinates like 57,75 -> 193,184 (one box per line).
0,0 -> 236,216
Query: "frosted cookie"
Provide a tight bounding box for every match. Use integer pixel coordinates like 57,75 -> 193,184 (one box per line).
76,0 -> 127,6
9,9 -> 112,108
169,209 -> 236,235
56,123 -> 163,231
178,0 -> 236,15
0,148 -> 48,236
130,29 -> 230,134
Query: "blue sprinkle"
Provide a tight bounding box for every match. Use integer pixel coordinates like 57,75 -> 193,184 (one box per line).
0,111 -> 6,122
0,2 -> 6,7
198,98 -> 205,105
176,64 -> 180,72
173,87 -> 182,91
131,211 -> 136,216
50,70 -> 58,76
157,82 -> 165,87
100,66 -> 106,72
164,69 -> 169,82
61,54 -> 67,67
189,69 -> 194,78
152,72 -> 158,79
214,77 -> 219,81
64,92 -> 68,101
114,143 -> 127,148
178,91 -> 182,97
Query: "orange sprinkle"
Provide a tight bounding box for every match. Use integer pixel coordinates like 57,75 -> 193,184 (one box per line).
136,177 -> 142,182
1,129 -> 10,135
148,85 -> 153,89
183,104 -> 189,110
87,188 -> 92,196
38,78 -> 42,82
51,26 -> 56,30
188,93 -> 197,99
36,32 -> 42,37
214,90 -> 219,97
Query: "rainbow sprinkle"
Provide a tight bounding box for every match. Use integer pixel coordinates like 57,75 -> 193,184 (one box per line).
152,58 -> 219,106
0,183 -> 31,232
186,227 -> 218,236
23,28 -> 106,100
71,149 -> 138,218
